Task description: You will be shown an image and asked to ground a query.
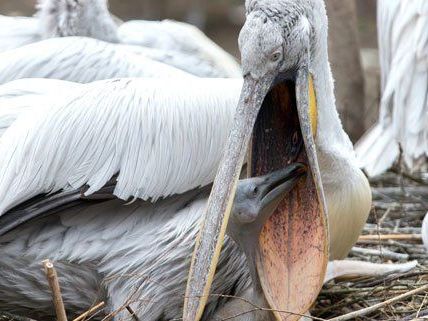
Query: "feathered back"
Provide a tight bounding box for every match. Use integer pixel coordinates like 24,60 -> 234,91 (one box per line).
0,78 -> 242,214
0,37 -> 191,85
0,15 -> 39,52
117,20 -> 242,78
356,0 -> 428,175
0,2 -> 240,78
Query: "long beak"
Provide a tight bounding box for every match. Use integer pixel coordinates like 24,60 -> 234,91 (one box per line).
183,74 -> 273,321
183,65 -> 328,321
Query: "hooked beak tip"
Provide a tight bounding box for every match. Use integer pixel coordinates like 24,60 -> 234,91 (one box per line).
260,164 -> 307,205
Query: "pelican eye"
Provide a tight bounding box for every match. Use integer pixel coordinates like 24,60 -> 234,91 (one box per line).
270,52 -> 281,62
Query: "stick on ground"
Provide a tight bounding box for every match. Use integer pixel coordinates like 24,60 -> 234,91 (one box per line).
327,283 -> 428,321
351,246 -> 409,260
42,259 -> 68,321
72,302 -> 105,321
358,234 -> 422,241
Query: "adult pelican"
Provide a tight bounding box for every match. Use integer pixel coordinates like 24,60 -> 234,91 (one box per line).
0,0 -> 241,78
184,0 -> 371,320
355,0 -> 428,176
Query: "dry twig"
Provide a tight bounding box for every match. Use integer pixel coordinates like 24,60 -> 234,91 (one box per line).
42,259 -> 68,321
72,302 -> 105,321
351,246 -> 409,260
358,234 -> 422,241
327,283 -> 428,321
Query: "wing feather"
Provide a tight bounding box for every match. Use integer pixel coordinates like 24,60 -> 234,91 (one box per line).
0,79 -> 82,137
356,0 -> 428,175
0,37 -> 191,85
118,19 -> 241,78
0,14 -> 240,78
0,78 -> 242,215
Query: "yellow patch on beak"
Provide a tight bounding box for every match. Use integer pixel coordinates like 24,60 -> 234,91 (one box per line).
309,74 -> 317,137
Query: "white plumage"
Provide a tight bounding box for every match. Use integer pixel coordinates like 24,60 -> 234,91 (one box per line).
0,15 -> 39,51
0,79 -> 82,136
0,37 -> 191,85
355,0 -> 428,176
423,212 -> 428,252
0,78 -> 241,214
0,0 -> 241,78
117,19 -> 242,77
0,74 -> 375,319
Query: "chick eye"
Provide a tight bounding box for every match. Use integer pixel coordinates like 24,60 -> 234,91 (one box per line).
270,52 -> 281,62
251,186 -> 259,196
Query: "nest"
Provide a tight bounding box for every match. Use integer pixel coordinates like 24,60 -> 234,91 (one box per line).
312,170 -> 428,320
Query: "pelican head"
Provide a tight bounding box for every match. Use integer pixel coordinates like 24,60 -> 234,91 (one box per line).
233,2 -> 330,319
37,0 -> 119,42
237,0 -> 316,102
239,1 -> 310,81
230,163 -> 306,230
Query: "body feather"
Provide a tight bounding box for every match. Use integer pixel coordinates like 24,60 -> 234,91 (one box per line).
0,78 -> 241,214
0,190 -> 249,321
0,0 -> 241,78
356,0 -> 428,175
118,19 -> 242,78
0,15 -> 40,52
0,37 -> 191,85
0,79 -> 82,136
